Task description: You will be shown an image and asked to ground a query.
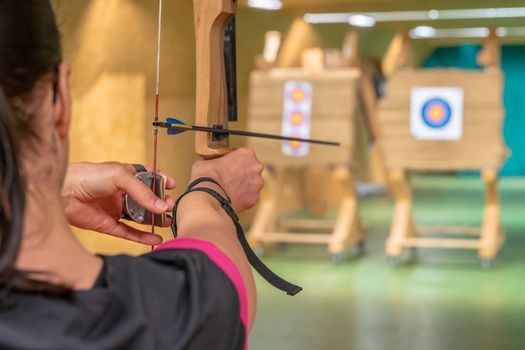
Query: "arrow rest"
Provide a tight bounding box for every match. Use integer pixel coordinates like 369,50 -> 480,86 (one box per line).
211,124 -> 228,141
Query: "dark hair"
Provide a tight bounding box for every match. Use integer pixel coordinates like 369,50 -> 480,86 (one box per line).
0,88 -> 26,296
0,0 -> 68,296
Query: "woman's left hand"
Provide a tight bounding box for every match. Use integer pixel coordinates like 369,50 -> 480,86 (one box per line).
62,162 -> 176,245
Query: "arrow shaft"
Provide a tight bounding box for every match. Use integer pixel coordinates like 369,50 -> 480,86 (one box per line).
227,129 -> 339,146
154,122 -> 340,146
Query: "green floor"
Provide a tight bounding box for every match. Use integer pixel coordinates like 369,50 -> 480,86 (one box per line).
249,176 -> 525,350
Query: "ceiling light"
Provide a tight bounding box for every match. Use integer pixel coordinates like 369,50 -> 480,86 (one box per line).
372,11 -> 430,21
410,26 -> 436,38
410,27 -> 489,39
304,7 -> 525,24
496,27 -> 509,36
428,9 -> 440,20
440,27 -> 490,38
247,0 -> 282,11
505,26 -> 525,36
437,7 -> 525,20
304,13 -> 350,24
409,26 -> 525,39
348,14 -> 376,27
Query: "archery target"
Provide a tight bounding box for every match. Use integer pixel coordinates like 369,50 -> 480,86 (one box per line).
410,87 -> 464,140
282,81 -> 313,157
421,98 -> 452,128
292,88 -> 306,102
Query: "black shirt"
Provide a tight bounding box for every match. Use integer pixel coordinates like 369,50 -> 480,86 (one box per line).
0,238 -> 247,350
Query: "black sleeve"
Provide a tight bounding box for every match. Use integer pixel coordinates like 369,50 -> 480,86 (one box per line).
101,240 -> 247,350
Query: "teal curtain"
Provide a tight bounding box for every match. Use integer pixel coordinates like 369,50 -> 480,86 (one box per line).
423,45 -> 525,176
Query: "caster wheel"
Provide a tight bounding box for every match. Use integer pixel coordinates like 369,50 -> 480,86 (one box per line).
387,256 -> 402,267
407,247 -> 417,261
356,241 -> 366,256
480,260 -> 492,269
331,253 -> 345,264
254,246 -> 264,258
278,242 -> 289,251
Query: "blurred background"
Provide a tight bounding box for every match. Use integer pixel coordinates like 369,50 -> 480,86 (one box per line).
53,0 -> 525,349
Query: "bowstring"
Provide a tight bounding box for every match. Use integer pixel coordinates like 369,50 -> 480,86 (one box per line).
151,0 -> 163,248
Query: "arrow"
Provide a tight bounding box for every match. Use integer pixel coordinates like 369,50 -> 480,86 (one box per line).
154,118 -> 340,146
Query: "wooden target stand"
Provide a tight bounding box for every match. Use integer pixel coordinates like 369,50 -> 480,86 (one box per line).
246,67 -> 370,262
378,31 -> 507,267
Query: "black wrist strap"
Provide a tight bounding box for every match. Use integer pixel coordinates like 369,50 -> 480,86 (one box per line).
187,177 -> 230,200
132,164 -> 147,173
172,181 -> 302,296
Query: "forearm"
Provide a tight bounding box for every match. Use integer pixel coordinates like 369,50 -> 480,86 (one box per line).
176,189 -> 257,329
176,191 -> 235,247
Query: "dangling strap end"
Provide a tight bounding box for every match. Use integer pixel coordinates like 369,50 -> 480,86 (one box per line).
287,286 -> 303,296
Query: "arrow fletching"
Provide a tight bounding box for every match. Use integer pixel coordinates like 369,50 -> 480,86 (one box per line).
166,118 -> 191,135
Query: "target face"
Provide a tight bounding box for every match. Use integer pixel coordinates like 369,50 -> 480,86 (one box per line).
290,112 -> 304,126
282,81 -> 313,157
287,135 -> 303,150
411,87 -> 464,140
291,89 -> 305,102
421,98 -> 452,128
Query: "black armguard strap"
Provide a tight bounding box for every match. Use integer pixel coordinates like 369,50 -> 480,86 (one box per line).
187,177 -> 232,203
172,181 -> 302,296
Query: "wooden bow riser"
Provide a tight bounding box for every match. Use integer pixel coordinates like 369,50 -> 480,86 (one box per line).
193,0 -> 237,158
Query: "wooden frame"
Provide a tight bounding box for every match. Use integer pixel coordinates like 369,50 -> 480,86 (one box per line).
379,31 -> 506,267
246,67 -> 369,260
384,169 -> 504,266
248,167 -> 364,261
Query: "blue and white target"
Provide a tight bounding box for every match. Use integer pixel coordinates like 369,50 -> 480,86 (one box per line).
410,87 -> 464,141
421,98 -> 452,129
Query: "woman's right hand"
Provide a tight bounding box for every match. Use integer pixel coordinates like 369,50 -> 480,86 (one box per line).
190,148 -> 264,213
62,162 -> 176,245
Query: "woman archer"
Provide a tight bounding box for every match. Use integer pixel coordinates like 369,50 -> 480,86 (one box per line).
0,1 -> 263,349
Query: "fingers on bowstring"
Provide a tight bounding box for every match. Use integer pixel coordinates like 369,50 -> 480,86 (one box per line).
125,163 -> 176,190
160,171 -> 176,190
114,166 -> 170,215
109,221 -> 164,246
165,196 -> 176,211
163,214 -> 173,227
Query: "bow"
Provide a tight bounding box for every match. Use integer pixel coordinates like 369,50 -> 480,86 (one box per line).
145,0 -> 302,296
